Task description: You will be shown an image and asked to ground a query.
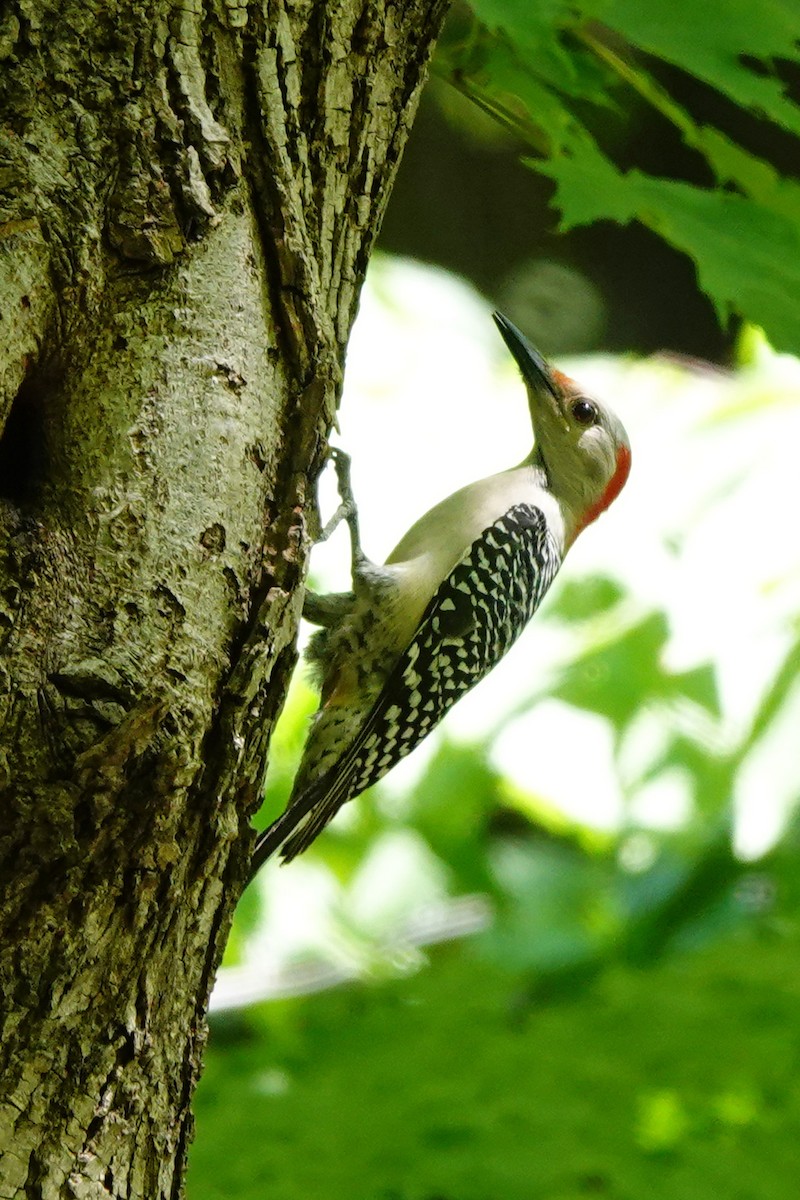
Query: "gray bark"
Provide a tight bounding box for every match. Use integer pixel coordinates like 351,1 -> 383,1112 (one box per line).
0,0 -> 448,1194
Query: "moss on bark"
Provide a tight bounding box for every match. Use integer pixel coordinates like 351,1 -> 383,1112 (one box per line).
0,1 -> 449,1193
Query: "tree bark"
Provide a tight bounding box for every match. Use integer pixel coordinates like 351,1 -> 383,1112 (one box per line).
0,0 -> 448,1193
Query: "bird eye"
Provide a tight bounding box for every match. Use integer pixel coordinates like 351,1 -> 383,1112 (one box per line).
571,398 -> 597,426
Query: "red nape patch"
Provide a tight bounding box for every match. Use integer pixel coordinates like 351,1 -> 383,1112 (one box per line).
577,444 -> 631,535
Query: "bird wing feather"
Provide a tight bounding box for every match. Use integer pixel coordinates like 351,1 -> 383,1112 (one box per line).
251,503 -> 561,869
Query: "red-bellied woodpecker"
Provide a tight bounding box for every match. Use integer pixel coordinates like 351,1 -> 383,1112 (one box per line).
251,312 -> 631,872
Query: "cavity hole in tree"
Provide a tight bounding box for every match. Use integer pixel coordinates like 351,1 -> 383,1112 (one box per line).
0,370 -> 47,504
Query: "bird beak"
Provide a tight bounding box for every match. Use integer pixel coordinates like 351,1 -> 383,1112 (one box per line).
492,312 -> 559,401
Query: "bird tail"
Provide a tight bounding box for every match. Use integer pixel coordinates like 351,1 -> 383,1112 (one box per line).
249,807 -> 298,877
249,695 -> 386,877
249,771 -> 350,877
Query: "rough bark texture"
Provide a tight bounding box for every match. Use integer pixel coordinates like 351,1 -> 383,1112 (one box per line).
0,0 -> 449,1194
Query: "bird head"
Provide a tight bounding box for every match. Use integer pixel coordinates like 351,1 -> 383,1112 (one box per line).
493,311 -> 631,544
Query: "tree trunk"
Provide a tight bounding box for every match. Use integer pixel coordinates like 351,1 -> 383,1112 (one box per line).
0,0 -> 448,1193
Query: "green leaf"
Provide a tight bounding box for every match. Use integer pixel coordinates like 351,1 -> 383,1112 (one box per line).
584,0 -> 800,136
551,574 -> 626,623
448,1 -> 800,351
407,739 -> 501,894
437,35 -> 594,155
739,630 -> 800,759
621,834 -> 742,963
538,139 -> 800,352
465,0 -> 604,100
548,612 -> 718,731
482,838 -> 618,972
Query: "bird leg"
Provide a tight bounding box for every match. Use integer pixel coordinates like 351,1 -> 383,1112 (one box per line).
302,589 -> 353,627
303,449 -> 367,628
315,447 -> 366,573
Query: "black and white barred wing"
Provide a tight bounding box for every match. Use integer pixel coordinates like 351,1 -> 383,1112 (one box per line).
267,504 -> 561,863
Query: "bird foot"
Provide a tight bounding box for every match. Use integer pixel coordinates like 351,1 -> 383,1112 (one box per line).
317,447 -> 367,579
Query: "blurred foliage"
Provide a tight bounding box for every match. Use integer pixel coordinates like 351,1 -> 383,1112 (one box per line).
242,578 -> 800,983
437,0 -> 800,354
192,326 -> 800,1195
190,918 -> 800,1199
189,5 -> 800,1185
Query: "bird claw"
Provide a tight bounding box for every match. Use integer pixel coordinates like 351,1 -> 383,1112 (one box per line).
329,447 -> 357,521
316,446 -> 365,577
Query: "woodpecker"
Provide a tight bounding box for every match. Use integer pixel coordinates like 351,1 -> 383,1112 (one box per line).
251,313 -> 630,873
